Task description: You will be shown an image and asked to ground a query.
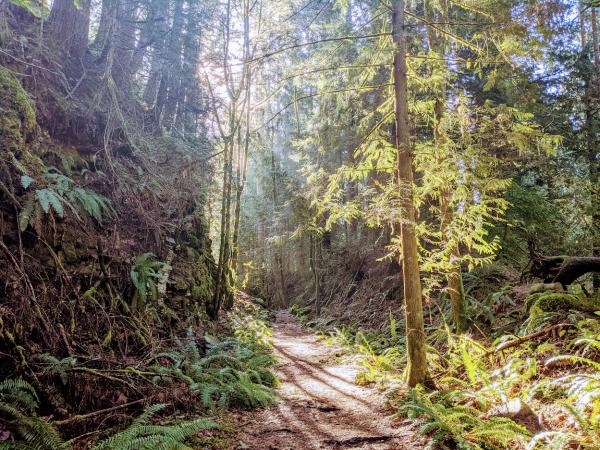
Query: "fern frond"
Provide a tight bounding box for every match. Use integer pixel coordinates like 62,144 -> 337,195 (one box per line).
0,378 -> 39,414
92,405 -> 216,450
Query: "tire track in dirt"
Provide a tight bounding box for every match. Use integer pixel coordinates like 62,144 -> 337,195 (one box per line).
235,311 -> 424,450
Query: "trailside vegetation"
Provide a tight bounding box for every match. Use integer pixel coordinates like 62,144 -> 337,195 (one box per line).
2,0 -> 600,448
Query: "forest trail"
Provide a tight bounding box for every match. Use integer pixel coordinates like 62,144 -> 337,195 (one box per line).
235,311 -> 423,450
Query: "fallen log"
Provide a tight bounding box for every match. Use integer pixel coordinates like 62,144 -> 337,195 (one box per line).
528,254 -> 600,287
487,323 -> 574,355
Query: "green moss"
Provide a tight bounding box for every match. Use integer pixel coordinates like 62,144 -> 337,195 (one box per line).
0,66 -> 45,177
187,415 -> 235,449
60,242 -> 78,264
190,251 -> 215,304
0,66 -> 36,152
525,292 -> 600,314
177,206 -> 217,314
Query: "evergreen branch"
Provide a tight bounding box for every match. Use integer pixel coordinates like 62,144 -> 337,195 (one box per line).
247,33 -> 391,63
253,84 -> 394,130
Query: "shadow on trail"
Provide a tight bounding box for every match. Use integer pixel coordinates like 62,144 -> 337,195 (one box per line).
274,344 -> 376,409
235,311 -> 422,449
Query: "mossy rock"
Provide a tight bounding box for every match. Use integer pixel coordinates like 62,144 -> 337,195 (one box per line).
190,251 -> 215,303
0,66 -> 45,176
524,292 -> 600,314
528,283 -> 563,295
174,205 -> 218,315
0,66 -> 36,152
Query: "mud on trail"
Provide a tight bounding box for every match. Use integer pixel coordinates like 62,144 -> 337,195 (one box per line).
235,311 -> 424,450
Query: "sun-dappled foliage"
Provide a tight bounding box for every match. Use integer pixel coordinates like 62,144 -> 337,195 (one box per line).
2,0 -> 600,447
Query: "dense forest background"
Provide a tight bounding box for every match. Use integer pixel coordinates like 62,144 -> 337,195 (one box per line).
1,0 -> 600,448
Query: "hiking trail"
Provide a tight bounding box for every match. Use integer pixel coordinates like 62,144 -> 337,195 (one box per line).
235,311 -> 424,449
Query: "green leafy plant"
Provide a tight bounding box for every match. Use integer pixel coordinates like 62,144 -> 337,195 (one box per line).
18,169 -> 113,234
289,304 -> 312,324
354,332 -> 404,386
92,403 -> 216,450
230,310 -> 273,350
151,336 -> 277,409
401,387 -> 531,450
130,252 -> 167,309
529,324 -> 600,448
36,354 -> 77,385
0,378 -> 66,450
0,380 -> 217,450
150,308 -> 277,410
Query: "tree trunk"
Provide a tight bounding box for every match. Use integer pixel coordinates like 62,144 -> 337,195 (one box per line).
589,7 -> 600,289
270,148 -> 286,307
178,0 -> 203,135
309,235 -> 321,314
579,4 -> 600,290
211,140 -> 234,318
161,0 -> 185,129
425,1 -> 468,332
529,253 -> 600,287
92,0 -> 116,53
231,86 -> 251,279
391,0 -> 429,387
142,0 -> 168,109
48,0 -> 90,65
130,0 -> 161,76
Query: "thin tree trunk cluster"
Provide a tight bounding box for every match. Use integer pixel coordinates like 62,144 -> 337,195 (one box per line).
209,0 -> 261,318
65,0 -> 209,133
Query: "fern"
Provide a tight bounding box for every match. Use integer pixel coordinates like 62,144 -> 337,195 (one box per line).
92,403 -> 216,450
526,430 -> 580,450
0,382 -> 219,450
18,168 -> 113,233
36,188 -> 64,217
36,354 -> 77,385
149,312 -> 277,410
0,379 -> 66,450
401,387 -> 531,450
0,378 -> 39,415
130,252 -> 167,308
66,187 -> 112,221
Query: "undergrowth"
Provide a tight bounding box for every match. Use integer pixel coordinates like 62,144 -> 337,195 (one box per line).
148,300 -> 277,410
289,286 -> 600,450
400,387 -> 531,450
0,381 -> 216,450
0,298 -> 277,448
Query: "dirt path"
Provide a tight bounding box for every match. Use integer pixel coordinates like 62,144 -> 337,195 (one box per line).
235,311 -> 424,450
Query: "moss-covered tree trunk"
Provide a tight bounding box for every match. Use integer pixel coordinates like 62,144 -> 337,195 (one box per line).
270,147 -> 286,307
440,192 -> 467,332
211,140 -> 234,319
230,54 -> 252,286
392,0 -> 429,387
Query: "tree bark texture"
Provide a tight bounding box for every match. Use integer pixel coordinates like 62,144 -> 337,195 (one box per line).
391,0 -> 429,387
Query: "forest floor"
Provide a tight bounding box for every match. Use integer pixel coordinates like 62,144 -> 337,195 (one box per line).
235,311 -> 424,450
